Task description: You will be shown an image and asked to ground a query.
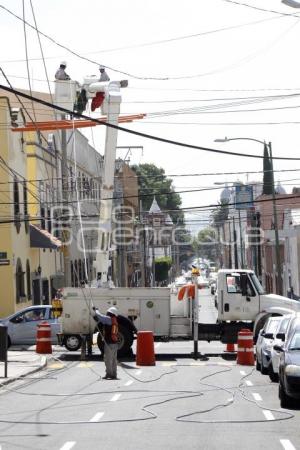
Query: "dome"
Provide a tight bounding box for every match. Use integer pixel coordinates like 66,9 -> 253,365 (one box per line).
220,186 -> 231,202
275,182 -> 286,195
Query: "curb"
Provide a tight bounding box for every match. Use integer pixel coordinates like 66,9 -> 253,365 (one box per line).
0,355 -> 48,388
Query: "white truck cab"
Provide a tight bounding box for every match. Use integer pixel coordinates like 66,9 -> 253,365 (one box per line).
217,269 -> 300,338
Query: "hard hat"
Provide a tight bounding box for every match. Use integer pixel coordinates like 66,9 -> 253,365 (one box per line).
107,306 -> 118,316
60,61 -> 67,67
99,65 -> 105,70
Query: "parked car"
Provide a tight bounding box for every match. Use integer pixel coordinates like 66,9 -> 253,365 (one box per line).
197,276 -> 209,289
269,314 -> 294,382
256,316 -> 282,375
275,314 -> 300,407
0,305 -> 61,347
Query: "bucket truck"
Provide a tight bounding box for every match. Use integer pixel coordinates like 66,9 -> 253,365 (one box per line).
55,79 -> 300,356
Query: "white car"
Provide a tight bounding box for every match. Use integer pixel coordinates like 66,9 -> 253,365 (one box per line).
256,316 -> 282,375
0,305 -> 61,347
269,314 -> 294,382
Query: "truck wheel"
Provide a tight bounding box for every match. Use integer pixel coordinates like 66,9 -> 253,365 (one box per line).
97,325 -> 134,357
64,335 -> 82,351
117,325 -> 134,357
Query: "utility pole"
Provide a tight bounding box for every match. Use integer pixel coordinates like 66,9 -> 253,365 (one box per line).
61,119 -> 71,287
238,209 -> 244,269
232,216 -> 238,269
269,142 -> 282,295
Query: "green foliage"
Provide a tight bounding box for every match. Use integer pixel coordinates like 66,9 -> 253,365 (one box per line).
131,163 -> 183,223
154,256 -> 172,282
211,199 -> 229,228
192,227 -> 218,261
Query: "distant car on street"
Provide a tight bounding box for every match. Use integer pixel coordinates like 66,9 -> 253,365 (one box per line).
197,276 -> 209,289
0,305 -> 61,347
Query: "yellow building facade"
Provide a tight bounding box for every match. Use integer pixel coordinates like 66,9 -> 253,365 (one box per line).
0,97 -> 63,317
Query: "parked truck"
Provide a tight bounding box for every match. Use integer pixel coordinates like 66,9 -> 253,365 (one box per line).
58,269 -> 300,355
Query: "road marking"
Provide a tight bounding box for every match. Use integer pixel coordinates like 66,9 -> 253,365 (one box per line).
60,442 -> 76,450
89,412 -> 104,422
110,393 -> 121,402
78,362 -> 94,368
245,380 -> 253,386
48,362 -> 65,369
155,343 -> 161,349
124,380 -> 133,386
263,410 -> 275,421
280,439 -> 296,450
252,393 -> 262,401
240,370 -> 246,376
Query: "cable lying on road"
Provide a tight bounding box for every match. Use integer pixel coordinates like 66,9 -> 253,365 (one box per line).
0,363 -> 294,425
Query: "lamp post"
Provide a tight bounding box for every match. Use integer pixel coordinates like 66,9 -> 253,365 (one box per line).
214,137 -> 282,294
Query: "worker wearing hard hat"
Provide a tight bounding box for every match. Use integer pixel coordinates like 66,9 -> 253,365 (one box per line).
99,65 -> 110,82
55,61 -> 71,80
93,306 -> 119,379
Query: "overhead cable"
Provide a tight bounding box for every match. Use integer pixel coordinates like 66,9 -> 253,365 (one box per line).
1,84 -> 300,161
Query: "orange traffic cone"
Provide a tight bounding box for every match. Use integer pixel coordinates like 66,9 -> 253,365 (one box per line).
237,329 -> 254,365
136,331 -> 155,366
225,343 -> 235,352
36,321 -> 52,354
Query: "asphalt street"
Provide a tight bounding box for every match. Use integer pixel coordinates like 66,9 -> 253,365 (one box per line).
0,290 -> 299,450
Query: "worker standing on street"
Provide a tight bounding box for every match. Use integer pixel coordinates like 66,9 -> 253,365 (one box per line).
99,65 -> 110,82
55,61 -> 71,80
92,306 -> 119,379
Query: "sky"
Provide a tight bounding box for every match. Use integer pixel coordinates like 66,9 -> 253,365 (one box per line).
1,0 -> 300,232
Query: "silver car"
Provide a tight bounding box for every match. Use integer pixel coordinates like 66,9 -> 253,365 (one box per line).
269,314 -> 294,382
0,305 -> 61,346
256,316 -> 282,375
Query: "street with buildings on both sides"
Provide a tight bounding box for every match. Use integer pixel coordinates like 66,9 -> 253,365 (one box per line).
0,289 -> 299,450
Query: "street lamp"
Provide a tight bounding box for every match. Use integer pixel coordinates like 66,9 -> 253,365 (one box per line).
214,137 -> 282,294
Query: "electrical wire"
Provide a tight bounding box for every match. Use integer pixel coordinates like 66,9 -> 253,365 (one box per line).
1,84 -> 300,161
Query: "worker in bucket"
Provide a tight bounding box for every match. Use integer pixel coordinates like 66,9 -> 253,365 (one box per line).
99,65 -> 110,82
55,61 -> 71,80
92,306 -> 119,379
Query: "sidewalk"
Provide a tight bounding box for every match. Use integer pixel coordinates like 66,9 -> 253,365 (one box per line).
0,349 -> 47,386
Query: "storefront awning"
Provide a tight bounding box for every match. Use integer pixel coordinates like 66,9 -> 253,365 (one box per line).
30,224 -> 62,249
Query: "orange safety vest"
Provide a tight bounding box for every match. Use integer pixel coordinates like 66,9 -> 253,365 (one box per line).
111,316 -> 119,343
177,284 -> 195,301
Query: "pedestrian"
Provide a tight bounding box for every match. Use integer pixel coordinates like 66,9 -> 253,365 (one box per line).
99,65 -> 110,82
55,61 -> 71,80
92,306 -> 119,379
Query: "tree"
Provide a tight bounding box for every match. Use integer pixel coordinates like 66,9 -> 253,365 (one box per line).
192,227 -> 218,261
263,143 -> 273,195
131,163 -> 183,223
155,256 -> 172,284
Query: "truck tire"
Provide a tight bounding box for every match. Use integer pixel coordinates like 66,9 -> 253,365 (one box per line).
64,335 -> 82,351
97,324 -> 134,357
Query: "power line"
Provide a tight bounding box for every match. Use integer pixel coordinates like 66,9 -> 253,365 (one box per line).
1,84 -> 300,161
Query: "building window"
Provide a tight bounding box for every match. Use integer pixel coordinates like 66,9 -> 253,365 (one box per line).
16,258 -> 26,303
41,206 -> 46,230
26,259 -> 31,300
14,179 -> 21,233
